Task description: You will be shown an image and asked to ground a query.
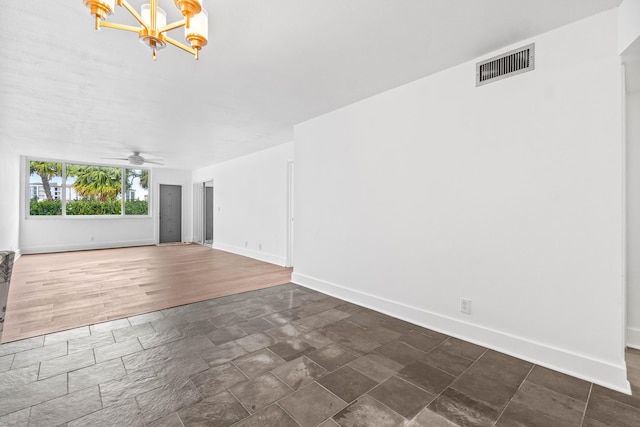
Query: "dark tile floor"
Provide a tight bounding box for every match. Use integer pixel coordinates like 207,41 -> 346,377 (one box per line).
0,283 -> 639,426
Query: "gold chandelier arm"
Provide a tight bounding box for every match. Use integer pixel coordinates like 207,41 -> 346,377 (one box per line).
164,36 -> 198,58
159,19 -> 186,34
150,0 -> 157,30
99,21 -> 142,32
119,0 -> 148,30
85,0 -> 207,60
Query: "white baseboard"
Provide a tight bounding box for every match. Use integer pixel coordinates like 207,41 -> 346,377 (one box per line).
211,242 -> 286,266
627,327 -> 640,350
13,249 -> 22,261
21,240 -> 156,254
292,272 -> 631,394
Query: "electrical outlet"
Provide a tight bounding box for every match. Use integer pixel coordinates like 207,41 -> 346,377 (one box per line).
245,241 -> 248,248
259,243 -> 262,251
460,298 -> 472,314
90,236 -> 95,242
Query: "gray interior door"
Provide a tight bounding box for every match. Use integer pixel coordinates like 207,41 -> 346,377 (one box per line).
205,186 -> 213,242
159,184 -> 182,243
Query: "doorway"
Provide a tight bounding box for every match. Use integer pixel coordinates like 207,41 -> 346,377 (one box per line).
159,184 -> 182,243
193,180 -> 214,247
205,182 -> 214,245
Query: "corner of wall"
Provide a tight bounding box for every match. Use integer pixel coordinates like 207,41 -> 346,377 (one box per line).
0,145 -> 21,254
628,327 -> 640,350
212,242 -> 286,267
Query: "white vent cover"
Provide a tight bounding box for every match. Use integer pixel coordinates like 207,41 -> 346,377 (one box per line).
476,43 -> 535,86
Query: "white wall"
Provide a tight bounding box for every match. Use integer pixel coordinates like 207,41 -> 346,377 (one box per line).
192,142 -> 294,266
619,0 -> 640,55
0,143 -> 21,256
628,90 -> 640,348
293,10 -> 629,392
20,166 -> 192,253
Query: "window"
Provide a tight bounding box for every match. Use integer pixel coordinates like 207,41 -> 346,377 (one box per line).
125,169 -> 149,215
28,161 -> 62,216
66,164 -> 122,215
28,160 -> 150,217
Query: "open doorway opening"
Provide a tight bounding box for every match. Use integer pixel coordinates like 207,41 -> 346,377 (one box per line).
193,180 -> 214,247
205,181 -> 214,246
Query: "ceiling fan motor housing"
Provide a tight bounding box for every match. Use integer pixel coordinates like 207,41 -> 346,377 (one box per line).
128,154 -> 145,165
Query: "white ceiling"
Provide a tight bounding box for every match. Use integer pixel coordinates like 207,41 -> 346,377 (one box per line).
0,0 -> 622,169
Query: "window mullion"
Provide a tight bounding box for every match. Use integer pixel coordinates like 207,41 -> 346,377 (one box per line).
122,167 -> 125,216
61,162 -> 67,217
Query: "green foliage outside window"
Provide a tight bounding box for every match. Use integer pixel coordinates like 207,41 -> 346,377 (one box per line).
66,200 -> 122,215
29,199 -> 149,216
125,200 -> 149,215
28,160 -> 150,217
125,169 -> 148,215
29,199 -> 62,216
67,165 -> 122,203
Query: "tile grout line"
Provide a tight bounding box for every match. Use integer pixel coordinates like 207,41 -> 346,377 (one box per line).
383,337 -> 483,389
272,402 -> 303,427
426,336 -> 483,365
277,379 -> 344,427
226,386 -> 253,418
580,383 -> 594,427
422,347 -> 490,425
365,392 -> 423,424
225,359 -> 255,417
586,385 -> 640,411
175,410 -> 187,427
390,373 -> 435,397
490,363 -> 535,427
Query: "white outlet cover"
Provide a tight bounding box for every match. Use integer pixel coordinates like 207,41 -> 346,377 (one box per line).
460,298 -> 472,314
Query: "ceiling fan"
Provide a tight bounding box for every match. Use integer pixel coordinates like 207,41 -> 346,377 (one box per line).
103,151 -> 164,166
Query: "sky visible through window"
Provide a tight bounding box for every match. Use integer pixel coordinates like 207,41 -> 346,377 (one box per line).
29,172 -> 148,201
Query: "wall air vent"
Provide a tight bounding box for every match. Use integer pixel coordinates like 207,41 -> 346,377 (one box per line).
476,43 -> 535,87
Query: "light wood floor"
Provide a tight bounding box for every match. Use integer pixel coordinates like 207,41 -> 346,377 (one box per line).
2,244 -> 292,343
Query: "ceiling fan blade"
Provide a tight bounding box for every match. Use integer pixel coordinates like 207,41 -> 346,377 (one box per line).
144,160 -> 165,165
101,157 -> 129,161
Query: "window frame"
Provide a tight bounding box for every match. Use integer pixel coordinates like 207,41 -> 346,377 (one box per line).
26,157 -> 152,219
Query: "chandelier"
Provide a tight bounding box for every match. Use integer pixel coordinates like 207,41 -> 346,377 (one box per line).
83,0 -> 208,60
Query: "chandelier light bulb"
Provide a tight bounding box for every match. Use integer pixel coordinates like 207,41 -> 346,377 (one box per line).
186,9 -> 208,50
141,4 -> 167,29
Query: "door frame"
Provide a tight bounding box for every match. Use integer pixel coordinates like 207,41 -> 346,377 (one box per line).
192,182 -> 204,245
192,179 -> 214,247
286,160 -> 294,267
205,184 -> 214,244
